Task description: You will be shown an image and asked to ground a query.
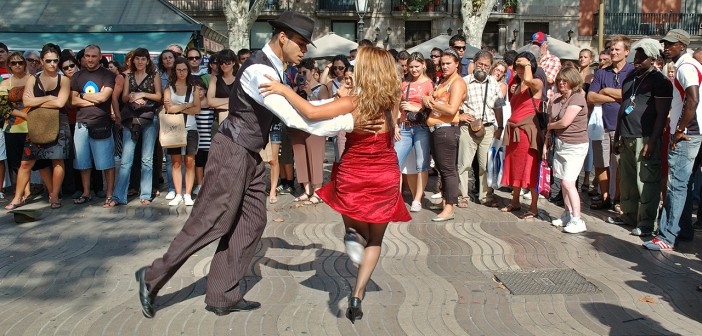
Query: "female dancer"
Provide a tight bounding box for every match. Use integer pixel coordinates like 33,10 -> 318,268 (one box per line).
259,46 -> 411,323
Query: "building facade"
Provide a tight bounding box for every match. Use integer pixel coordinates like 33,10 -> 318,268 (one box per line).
170,0 -> 701,55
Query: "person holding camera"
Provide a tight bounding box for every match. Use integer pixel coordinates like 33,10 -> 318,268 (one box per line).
108,48 -> 162,207
457,51 -> 504,208
394,52 -> 433,212
289,58 -> 328,204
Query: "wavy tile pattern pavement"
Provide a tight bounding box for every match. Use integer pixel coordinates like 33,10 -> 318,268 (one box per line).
1,170 -> 702,335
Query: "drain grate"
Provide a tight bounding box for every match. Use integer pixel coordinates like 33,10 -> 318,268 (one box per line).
493,268 -> 599,295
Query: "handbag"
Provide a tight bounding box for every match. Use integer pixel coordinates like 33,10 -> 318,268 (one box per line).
528,88 -> 548,130
129,99 -> 158,113
158,85 -> 192,148
486,138 -> 504,189
403,81 -> 427,123
468,79 -> 490,138
536,160 -> 551,198
27,75 -> 59,144
27,107 -> 59,144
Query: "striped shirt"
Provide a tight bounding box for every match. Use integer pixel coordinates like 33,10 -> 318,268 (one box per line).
196,109 -> 215,150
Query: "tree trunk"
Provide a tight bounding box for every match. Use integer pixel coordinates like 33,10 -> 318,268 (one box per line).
225,0 -> 267,51
460,0 -> 497,48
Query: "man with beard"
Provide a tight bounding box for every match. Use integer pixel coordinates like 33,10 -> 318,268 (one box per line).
644,29 -> 702,251
457,51 -> 504,208
610,39 -> 672,237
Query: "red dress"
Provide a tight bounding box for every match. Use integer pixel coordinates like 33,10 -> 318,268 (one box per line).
501,88 -> 540,189
317,131 -> 412,224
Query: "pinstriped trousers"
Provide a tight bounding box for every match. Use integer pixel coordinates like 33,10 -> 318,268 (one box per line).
145,133 -> 267,307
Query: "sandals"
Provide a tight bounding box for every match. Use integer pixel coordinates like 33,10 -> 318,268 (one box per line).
480,198 -> 499,208
304,194 -> 322,205
500,204 -> 521,213
50,196 -> 62,209
140,199 -> 151,205
457,198 -> 470,208
103,197 -> 119,208
294,194 -> 310,202
590,197 -> 612,210
5,198 -> 26,210
269,195 -> 278,204
519,210 -> 537,219
74,195 -> 93,205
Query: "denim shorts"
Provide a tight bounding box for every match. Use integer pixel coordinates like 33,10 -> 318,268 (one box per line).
270,122 -> 282,144
73,122 -> 115,170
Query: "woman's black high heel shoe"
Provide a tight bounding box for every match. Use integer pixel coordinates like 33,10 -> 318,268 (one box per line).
346,297 -> 363,323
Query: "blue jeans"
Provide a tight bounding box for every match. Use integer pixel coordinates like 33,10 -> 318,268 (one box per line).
657,134 -> 702,245
394,124 -> 431,172
113,121 -> 158,203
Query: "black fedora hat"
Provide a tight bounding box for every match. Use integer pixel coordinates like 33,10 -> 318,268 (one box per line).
269,11 -> 316,47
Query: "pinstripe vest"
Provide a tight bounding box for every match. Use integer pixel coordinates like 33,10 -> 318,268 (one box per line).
219,51 -> 281,153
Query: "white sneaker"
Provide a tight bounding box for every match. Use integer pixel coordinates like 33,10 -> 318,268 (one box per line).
522,191 -> 545,200
165,190 -> 176,200
183,194 -> 194,206
551,211 -> 571,227
192,185 -> 201,195
168,194 -> 183,206
410,201 -> 422,212
563,217 -> 587,233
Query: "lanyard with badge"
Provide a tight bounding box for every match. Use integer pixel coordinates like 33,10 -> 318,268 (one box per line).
624,69 -> 653,115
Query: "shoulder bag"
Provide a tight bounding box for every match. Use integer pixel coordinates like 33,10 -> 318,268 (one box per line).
27,74 -> 59,144
404,81 -> 428,124
159,85 -> 191,148
469,80 -> 489,138
528,88 -> 548,130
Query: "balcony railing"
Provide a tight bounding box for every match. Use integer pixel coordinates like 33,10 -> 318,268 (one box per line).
168,0 -> 223,12
318,0 -> 354,12
601,12 -> 701,36
391,0 -> 456,14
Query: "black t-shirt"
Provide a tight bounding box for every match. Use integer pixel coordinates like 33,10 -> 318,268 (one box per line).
619,69 -> 673,138
70,67 -> 115,125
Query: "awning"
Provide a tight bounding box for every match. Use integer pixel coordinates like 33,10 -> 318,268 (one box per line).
305,33 -> 358,59
0,32 -> 194,54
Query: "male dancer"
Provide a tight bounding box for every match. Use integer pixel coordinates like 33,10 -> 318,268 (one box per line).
135,12 -> 375,317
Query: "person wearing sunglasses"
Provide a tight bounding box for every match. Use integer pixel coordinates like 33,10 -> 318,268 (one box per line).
449,34 -> 471,77
586,35 -> 634,212
323,54 -> 351,161
186,48 -> 204,75
6,44 -> 71,210
23,50 -> 41,75
58,53 -> 83,198
0,51 -> 30,203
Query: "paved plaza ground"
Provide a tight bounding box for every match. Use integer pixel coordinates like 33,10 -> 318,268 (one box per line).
2,145 -> 702,335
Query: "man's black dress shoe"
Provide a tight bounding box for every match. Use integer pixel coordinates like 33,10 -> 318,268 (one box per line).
135,267 -> 155,318
205,299 -> 261,316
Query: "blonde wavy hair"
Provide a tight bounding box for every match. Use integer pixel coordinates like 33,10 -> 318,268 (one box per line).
352,46 -> 402,123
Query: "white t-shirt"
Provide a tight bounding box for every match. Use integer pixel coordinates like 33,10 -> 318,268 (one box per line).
670,53 -> 702,135
169,85 -> 198,131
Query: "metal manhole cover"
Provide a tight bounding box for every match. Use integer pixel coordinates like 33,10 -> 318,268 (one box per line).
493,268 -> 599,295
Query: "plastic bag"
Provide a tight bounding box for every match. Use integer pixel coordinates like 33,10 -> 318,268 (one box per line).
536,160 -> 551,198
587,104 -> 604,141
486,138 -> 505,189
